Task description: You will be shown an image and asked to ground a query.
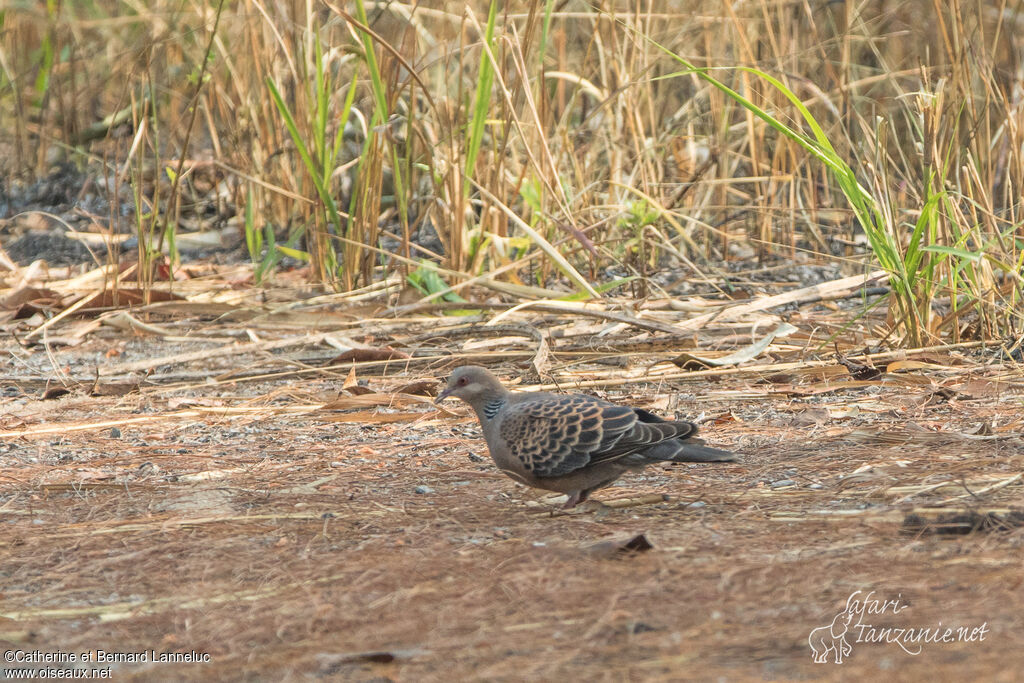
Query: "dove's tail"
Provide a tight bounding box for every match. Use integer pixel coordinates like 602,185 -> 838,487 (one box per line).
669,441 -> 737,462
628,410 -> 737,463
638,437 -> 737,463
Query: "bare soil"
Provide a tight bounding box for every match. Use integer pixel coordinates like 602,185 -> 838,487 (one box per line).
2,322 -> 1022,681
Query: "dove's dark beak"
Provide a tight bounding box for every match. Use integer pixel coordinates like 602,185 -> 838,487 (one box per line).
435,386 -> 454,404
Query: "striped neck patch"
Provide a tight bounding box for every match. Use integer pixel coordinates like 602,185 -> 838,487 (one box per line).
482,399 -> 506,421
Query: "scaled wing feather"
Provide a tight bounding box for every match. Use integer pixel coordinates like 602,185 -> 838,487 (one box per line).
497,395 -> 697,478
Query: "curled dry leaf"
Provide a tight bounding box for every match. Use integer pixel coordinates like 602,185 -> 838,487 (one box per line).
41,386 -> 71,400
672,322 -> 798,369
581,532 -> 654,556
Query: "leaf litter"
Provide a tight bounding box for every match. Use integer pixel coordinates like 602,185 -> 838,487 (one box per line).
1,259 -> 1022,680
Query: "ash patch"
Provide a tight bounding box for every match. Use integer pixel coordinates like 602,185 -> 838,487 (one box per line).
5,230 -> 105,266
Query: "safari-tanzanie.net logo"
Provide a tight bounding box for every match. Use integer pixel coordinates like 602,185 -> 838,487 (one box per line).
808,590 -> 989,664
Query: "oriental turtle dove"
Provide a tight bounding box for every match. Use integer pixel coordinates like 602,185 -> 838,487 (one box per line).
436,365 -> 736,507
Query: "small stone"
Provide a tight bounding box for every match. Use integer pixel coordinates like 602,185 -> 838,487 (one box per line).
467,452 -> 485,463
808,483 -> 824,490
771,479 -> 796,488
414,485 -> 434,494
329,461 -> 343,468
686,501 -> 706,509
110,427 -> 121,439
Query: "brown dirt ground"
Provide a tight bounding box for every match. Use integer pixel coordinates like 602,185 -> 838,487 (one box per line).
2,337 -> 1022,682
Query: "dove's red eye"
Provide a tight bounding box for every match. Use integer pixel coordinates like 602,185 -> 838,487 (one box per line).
458,377 -> 468,385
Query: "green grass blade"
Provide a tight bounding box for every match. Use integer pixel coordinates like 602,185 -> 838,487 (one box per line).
266,77 -> 341,232
464,0 -> 498,197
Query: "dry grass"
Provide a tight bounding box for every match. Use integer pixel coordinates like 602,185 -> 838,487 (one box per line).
3,1 -> 1023,340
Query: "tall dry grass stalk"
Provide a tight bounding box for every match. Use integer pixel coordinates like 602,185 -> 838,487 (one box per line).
1,1 -> 1022,343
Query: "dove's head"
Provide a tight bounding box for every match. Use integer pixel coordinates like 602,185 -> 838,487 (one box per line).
436,365 -> 508,406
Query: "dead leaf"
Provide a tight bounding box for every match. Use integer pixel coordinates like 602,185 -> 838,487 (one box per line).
75,470 -> 115,482
672,322 -> 797,369
176,467 -> 246,482
956,380 -> 1014,398
329,347 -> 410,364
393,379 -> 437,396
102,312 -> 176,336
0,286 -> 63,323
0,286 -> 61,311
341,366 -> 359,392
836,357 -> 882,380
581,532 -> 654,556
881,373 -> 935,386
827,405 -> 863,419
964,422 -> 994,436
886,360 -> 951,373
792,406 -> 829,426
41,386 -> 71,400
89,382 -> 139,397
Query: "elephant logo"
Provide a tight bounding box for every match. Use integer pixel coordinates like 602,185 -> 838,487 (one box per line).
808,608 -> 855,664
